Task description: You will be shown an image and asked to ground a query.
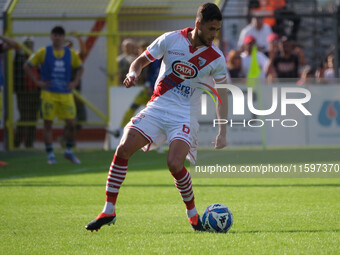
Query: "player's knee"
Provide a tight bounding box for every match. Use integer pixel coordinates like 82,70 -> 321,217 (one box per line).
66,120 -> 76,128
66,124 -> 75,132
116,143 -> 132,159
44,121 -> 53,130
167,157 -> 183,174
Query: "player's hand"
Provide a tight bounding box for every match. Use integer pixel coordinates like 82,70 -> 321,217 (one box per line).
35,80 -> 50,89
123,72 -> 137,88
212,133 -> 227,149
67,81 -> 78,90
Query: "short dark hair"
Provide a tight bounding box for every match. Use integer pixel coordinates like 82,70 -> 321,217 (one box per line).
196,3 -> 222,24
51,26 -> 65,35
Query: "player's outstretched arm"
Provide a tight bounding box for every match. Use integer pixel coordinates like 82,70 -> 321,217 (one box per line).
213,87 -> 228,149
123,55 -> 151,88
0,35 -> 17,51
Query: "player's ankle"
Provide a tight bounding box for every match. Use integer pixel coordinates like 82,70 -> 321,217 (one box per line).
102,201 -> 115,215
186,207 -> 198,218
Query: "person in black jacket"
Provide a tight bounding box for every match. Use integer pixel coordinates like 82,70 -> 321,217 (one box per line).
14,37 -> 40,148
269,36 -> 300,80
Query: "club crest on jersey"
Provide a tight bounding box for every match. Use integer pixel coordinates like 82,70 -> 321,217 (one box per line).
131,113 -> 145,124
132,117 -> 142,124
172,60 -> 198,79
198,57 -> 206,67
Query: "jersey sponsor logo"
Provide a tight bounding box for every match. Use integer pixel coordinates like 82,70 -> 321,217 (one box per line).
172,60 -> 198,79
172,83 -> 191,98
55,60 -> 64,67
162,74 -> 191,98
168,50 -> 185,56
54,60 -> 66,72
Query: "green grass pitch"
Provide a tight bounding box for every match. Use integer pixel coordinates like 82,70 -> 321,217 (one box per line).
0,148 -> 339,254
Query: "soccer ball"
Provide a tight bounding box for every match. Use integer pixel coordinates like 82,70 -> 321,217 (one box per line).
202,203 -> 233,233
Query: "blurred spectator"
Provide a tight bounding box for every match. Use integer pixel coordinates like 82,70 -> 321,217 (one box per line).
250,0 -> 286,26
272,4 -> 300,41
315,57 -> 328,83
240,35 -> 271,79
108,41 -> 161,140
247,0 -> 260,23
138,41 -> 160,91
268,36 -> 299,79
222,40 -> 237,59
324,55 -> 340,79
249,0 -> 300,41
0,34 -> 17,52
227,50 -> 245,79
292,41 -> 306,73
0,34 -> 17,166
0,34 -> 17,102
297,66 -> 316,86
267,32 -> 279,60
117,38 -> 138,84
238,16 -> 273,54
65,33 -> 86,61
14,37 -> 40,148
317,37 -> 340,82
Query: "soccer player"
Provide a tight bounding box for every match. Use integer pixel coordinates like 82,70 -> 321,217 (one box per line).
86,3 -> 229,232
24,26 -> 84,164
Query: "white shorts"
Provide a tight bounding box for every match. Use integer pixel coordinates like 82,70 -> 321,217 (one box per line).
124,109 -> 198,164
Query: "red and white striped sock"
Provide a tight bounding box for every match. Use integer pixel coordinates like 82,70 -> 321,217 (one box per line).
102,155 -> 128,215
171,167 -> 198,219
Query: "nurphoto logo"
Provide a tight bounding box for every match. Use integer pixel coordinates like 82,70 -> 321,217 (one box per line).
200,83 -> 312,128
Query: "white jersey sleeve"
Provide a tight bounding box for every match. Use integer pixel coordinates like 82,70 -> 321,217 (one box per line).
208,47 -> 230,84
144,33 -> 169,62
211,56 -> 230,84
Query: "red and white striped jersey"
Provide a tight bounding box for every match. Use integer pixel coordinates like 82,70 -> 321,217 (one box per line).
143,27 -> 229,121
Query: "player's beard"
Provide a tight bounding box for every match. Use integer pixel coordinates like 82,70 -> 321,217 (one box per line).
197,32 -> 212,47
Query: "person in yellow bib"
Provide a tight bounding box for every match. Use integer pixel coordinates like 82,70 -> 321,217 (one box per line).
24,26 -> 84,164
